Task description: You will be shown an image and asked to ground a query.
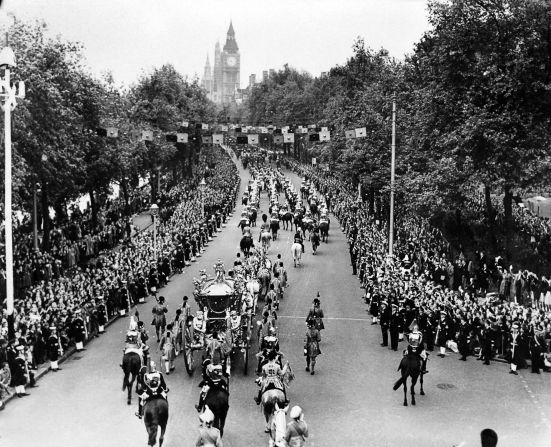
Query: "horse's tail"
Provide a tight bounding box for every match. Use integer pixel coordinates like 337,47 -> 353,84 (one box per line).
392,376 -> 405,391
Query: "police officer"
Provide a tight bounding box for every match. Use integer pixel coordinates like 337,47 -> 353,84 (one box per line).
97,296 -> 107,333
379,300 -> 390,347
48,326 -> 63,372
389,304 -> 402,351
12,345 -> 29,397
71,309 -> 86,351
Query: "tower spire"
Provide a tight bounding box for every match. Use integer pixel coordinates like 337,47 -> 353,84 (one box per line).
228,20 -> 235,36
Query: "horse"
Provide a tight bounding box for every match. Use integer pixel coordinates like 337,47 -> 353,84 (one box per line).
257,268 -> 272,301
249,208 -> 258,227
269,402 -> 289,447
144,396 -> 169,446
291,243 -> 302,267
309,202 -> 320,220
260,231 -> 272,252
293,213 -> 303,233
311,232 -> 320,255
301,218 -> 314,240
261,389 -> 287,434
240,234 -> 254,257
319,218 -> 330,243
122,351 -> 142,405
393,352 -> 425,406
270,219 -> 280,240
204,387 -> 230,437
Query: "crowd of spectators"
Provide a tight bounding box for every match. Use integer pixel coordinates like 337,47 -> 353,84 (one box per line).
0,145 -> 239,404
291,160 -> 551,374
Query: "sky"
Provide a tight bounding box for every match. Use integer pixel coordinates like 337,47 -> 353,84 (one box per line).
2,0 -> 430,88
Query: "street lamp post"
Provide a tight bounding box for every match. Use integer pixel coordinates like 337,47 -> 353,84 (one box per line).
199,178 -> 206,219
33,182 -> 41,251
388,94 -> 397,258
150,203 -> 159,262
0,45 -> 25,340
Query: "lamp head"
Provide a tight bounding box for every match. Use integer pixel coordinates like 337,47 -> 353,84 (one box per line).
0,47 -> 16,68
150,203 -> 159,215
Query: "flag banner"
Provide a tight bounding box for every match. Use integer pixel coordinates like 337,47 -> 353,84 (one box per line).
106,127 -> 118,138
308,124 -> 317,129
141,130 -> 153,141
235,127 -> 242,133
274,135 -> 284,144
345,129 -> 356,139
202,123 -> 209,130
213,134 -> 223,144
236,136 -> 248,144
260,127 -> 268,134
248,134 -> 259,145
261,135 -> 269,142
355,127 -> 367,138
284,133 -> 295,143
221,125 -> 228,132
315,127 -> 322,132
282,125 -> 289,133
242,127 -> 249,133
202,135 -> 212,144
195,123 -> 203,129
312,158 -> 317,166
309,133 -> 320,142
96,128 -> 107,137
166,134 -> 177,143
181,121 -> 189,128
301,127 -> 308,134
177,133 -> 188,143
286,127 -> 295,133
273,128 -> 282,134
319,131 -> 331,141
321,126 -> 328,132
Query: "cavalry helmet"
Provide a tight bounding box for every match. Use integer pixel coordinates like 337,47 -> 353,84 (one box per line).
200,407 -> 215,423
290,406 -> 302,419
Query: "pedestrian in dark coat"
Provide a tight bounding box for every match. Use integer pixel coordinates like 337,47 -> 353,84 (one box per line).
379,301 -> 390,347
389,304 -> 401,351
47,326 -> 62,371
71,310 -> 86,351
457,319 -> 471,361
12,346 -> 29,397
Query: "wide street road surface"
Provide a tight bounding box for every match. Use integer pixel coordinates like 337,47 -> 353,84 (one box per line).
1,146 -> 550,447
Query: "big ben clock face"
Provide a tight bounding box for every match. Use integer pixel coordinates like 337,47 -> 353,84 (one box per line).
227,56 -> 237,67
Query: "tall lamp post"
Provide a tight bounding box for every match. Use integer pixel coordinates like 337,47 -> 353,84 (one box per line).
199,178 -> 206,219
150,203 -> 159,262
33,182 -> 41,251
388,94 -> 397,258
0,45 -> 25,340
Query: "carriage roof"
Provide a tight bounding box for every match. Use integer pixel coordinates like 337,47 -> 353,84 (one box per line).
197,277 -> 235,297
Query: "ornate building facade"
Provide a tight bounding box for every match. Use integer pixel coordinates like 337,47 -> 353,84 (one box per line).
201,22 -> 240,104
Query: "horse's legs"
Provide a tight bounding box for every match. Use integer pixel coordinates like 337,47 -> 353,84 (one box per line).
159,424 -> 166,447
127,374 -> 134,404
403,382 -> 408,406
147,422 -> 158,446
420,371 -> 425,396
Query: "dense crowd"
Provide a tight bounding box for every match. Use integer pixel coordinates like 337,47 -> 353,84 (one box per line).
290,160 -> 551,375
0,146 -> 240,404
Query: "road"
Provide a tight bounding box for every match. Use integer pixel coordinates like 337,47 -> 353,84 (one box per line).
1,146 -> 550,447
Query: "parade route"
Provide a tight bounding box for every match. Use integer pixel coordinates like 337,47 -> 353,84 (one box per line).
1,149 -> 550,447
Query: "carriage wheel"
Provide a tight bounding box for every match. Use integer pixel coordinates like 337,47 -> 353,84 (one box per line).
183,325 -> 195,375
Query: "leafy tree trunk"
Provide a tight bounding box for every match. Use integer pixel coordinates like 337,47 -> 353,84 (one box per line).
368,186 -> 375,215
121,177 -> 129,207
484,184 -> 497,251
41,186 -> 51,251
150,169 -> 157,204
503,186 -> 513,261
89,188 -> 98,229
53,201 -> 67,225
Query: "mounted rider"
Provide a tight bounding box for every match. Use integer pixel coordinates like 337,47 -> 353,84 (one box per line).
121,316 -> 145,367
254,349 -> 289,405
403,322 -> 429,374
293,229 -> 305,253
135,361 -> 169,419
256,326 -> 282,374
195,361 -> 229,413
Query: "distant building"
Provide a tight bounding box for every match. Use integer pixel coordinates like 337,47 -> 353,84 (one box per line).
201,22 -> 240,104
263,70 -> 269,82
249,74 -> 256,88
269,69 -> 275,78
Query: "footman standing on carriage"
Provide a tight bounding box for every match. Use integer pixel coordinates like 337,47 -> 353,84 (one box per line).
305,319 -> 321,375
135,361 -> 169,419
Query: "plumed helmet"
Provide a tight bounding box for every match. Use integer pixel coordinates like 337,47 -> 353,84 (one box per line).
150,361 -> 157,372
290,406 -> 302,419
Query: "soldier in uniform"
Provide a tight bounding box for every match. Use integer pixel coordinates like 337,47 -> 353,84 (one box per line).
379,300 -> 390,346
389,304 -> 402,351
71,309 -> 86,351
12,345 -> 29,397
47,326 -> 63,371
136,320 -> 150,365
96,296 -> 108,333
479,319 -> 494,366
436,312 -> 450,357
135,361 -> 169,419
419,309 -> 435,351
457,317 -> 472,361
507,322 -> 523,375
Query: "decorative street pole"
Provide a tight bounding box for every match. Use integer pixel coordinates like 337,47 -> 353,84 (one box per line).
33,182 -> 41,251
0,45 -> 25,339
150,203 -> 159,262
199,177 -> 206,219
388,94 -> 396,258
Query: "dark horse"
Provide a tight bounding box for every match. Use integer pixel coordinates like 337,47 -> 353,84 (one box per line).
122,351 -> 142,404
240,234 -> 254,257
204,387 -> 230,437
144,396 -> 169,446
319,219 -> 329,243
392,352 -> 425,406
279,210 -> 293,230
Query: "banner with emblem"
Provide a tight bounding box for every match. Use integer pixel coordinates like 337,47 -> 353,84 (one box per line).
236,136 -> 248,144
141,130 -> 153,142
345,129 -> 356,139
355,127 -> 367,138
260,127 -> 268,134
106,127 -> 118,138
321,126 -> 328,132
177,133 -> 188,143
284,133 -> 295,143
213,134 -> 223,144
274,135 -> 284,144
248,134 -> 259,145
309,133 -> 320,142
319,131 -> 331,141
181,121 -> 189,128
221,125 -> 228,132
202,135 -> 212,144
201,123 -> 209,130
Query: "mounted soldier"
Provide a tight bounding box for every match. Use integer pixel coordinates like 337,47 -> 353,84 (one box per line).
135,361 -> 169,419
403,322 -> 428,374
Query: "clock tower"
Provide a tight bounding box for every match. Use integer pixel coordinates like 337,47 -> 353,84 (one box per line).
221,21 -> 240,104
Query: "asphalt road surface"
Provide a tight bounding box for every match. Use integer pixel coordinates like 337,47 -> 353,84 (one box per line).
1,147 -> 550,447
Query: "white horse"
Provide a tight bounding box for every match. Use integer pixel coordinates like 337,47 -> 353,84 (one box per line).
291,242 -> 302,267
261,231 -> 272,252
269,402 -> 288,447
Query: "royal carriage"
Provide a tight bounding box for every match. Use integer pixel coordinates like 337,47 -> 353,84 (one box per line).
182,261 -> 253,376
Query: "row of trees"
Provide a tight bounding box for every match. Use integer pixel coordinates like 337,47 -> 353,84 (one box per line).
244,0 -> 551,260
2,19 -> 217,249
